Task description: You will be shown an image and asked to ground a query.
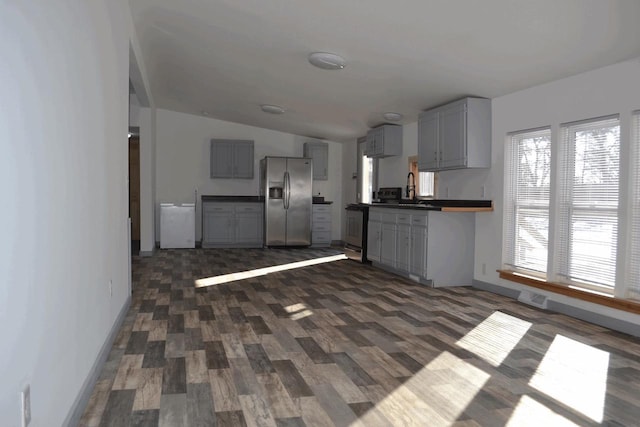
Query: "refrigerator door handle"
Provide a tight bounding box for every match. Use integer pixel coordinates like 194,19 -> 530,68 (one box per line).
284,171 -> 290,209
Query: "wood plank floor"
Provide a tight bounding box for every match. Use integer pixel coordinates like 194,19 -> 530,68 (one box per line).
80,247 -> 640,426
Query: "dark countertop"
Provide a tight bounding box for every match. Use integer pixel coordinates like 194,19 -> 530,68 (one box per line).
351,199 -> 493,212
202,195 -> 263,202
201,195 -> 332,204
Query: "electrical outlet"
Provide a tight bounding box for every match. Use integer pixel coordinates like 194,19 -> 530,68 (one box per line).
481,186 -> 485,198
482,263 -> 487,275
109,279 -> 113,297
21,384 -> 31,427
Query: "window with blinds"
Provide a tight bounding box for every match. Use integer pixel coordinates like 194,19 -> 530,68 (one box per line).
503,128 -> 551,275
627,112 -> 640,300
418,172 -> 435,197
556,116 -> 620,292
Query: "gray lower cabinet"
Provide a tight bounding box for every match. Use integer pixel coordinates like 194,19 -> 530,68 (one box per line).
311,204 -> 332,247
210,139 -> 254,179
367,215 -> 381,262
367,207 -> 475,287
409,215 -> 428,277
202,202 -> 263,248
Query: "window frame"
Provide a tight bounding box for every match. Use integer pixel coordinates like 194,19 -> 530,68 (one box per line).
357,137 -> 378,203
554,115 -> 620,295
503,127 -> 552,278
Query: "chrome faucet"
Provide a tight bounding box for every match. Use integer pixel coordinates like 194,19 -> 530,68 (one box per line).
406,172 -> 416,200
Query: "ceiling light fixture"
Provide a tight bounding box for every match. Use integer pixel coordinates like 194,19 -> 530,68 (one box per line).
383,112 -> 403,122
308,52 -> 346,70
261,104 -> 285,114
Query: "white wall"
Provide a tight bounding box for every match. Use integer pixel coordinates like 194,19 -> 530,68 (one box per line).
129,93 -> 141,127
475,58 -> 640,324
0,0 -> 140,425
155,109 -> 343,242
139,107 -> 157,253
377,122 -> 419,190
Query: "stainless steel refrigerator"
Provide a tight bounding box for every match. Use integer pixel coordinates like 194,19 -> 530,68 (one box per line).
261,156 -> 313,246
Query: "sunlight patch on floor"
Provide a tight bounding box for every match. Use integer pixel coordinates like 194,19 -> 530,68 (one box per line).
506,395 -> 580,426
528,334 -> 609,423
194,254 -> 347,288
355,351 -> 490,426
456,311 -> 532,366
284,303 -> 313,320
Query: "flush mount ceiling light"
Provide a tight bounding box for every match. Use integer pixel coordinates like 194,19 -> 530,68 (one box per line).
308,52 -> 346,70
383,112 -> 403,122
261,104 -> 285,114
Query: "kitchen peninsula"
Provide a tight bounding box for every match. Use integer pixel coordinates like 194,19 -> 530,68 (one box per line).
367,200 -> 492,287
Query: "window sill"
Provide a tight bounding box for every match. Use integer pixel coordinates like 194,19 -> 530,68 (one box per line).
498,269 -> 640,315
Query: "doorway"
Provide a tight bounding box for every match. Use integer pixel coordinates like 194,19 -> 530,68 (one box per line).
129,134 -> 140,254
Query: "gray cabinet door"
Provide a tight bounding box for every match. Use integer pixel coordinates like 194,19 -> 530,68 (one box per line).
396,224 -> 411,271
210,139 -> 254,179
367,220 -> 381,262
210,140 -> 234,178
304,142 -> 329,180
418,110 -> 439,171
380,223 -> 397,267
235,211 -> 262,244
203,204 -> 234,245
439,101 -> 467,169
409,226 -> 428,277
234,141 -> 254,179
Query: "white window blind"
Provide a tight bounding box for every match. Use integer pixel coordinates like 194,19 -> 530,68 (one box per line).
627,112 -> 640,300
503,128 -> 551,274
556,116 -> 620,292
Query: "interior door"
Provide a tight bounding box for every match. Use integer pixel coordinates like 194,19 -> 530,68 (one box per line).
128,137 -> 140,242
285,158 -> 312,245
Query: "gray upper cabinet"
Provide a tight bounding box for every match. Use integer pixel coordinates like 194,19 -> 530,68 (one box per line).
418,97 -> 491,171
303,142 -> 329,180
365,125 -> 402,158
210,139 -> 254,179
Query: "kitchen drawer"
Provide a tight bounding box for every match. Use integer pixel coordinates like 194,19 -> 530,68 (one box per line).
381,212 -> 397,223
411,214 -> 428,227
235,204 -> 262,213
369,211 -> 382,222
397,213 -> 411,225
313,205 -> 331,213
312,221 -> 331,232
312,231 -> 332,243
312,213 -> 331,223
203,203 -> 234,213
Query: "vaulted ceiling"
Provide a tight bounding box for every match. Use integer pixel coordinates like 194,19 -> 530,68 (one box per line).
129,0 -> 640,142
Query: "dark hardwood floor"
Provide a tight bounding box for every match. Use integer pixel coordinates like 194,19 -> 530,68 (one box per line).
80,247 -> 640,426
